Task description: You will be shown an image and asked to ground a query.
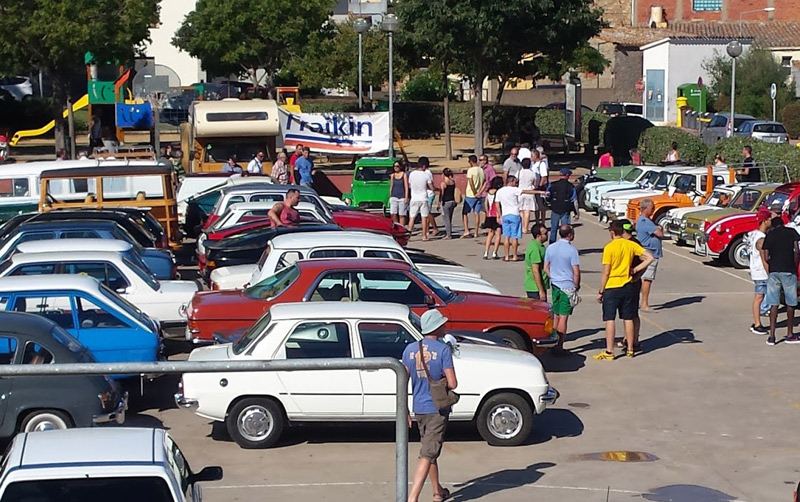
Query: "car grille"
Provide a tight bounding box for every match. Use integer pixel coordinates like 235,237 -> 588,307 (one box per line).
626,207 -> 636,219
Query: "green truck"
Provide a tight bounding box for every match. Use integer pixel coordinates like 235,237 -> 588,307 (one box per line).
341,157 -> 398,212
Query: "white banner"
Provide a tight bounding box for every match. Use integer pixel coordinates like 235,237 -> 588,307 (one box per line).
278,109 -> 390,154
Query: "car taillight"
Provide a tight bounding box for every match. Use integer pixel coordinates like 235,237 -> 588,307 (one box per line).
188,319 -> 201,335
212,282 -> 220,290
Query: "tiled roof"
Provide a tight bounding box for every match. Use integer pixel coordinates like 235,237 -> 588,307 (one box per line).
599,21 -> 800,49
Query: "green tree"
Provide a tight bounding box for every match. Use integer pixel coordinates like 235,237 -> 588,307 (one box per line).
174,0 -> 336,90
0,0 -> 159,154
703,46 -> 794,120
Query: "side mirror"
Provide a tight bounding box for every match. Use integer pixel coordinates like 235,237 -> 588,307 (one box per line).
190,466 -> 223,484
423,294 -> 435,306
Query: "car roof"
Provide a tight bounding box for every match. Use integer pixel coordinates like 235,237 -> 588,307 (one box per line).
270,301 -> 411,322
747,120 -> 783,125
0,311 -> 60,339
8,428 -> 163,468
18,219 -> 118,231
271,230 -> 397,250
40,164 -> 171,179
222,183 -> 318,196
0,274 -> 104,293
296,257 -> 412,272
227,201 -> 318,212
7,250 -> 126,264
16,238 -> 132,254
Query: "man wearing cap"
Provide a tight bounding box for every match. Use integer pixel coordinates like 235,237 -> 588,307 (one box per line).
544,224 -> 581,356
547,168 -> 577,244
403,309 -> 457,502
747,209 -> 772,335
636,199 -> 664,312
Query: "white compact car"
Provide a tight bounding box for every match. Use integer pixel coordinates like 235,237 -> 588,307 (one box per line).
0,428 -> 222,502
209,230 -> 501,295
0,250 -> 198,327
176,302 -> 558,449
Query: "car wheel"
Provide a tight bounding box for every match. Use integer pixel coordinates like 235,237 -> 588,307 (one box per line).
726,236 -> 749,269
476,393 -> 533,446
227,398 -> 285,449
21,410 -> 72,432
654,213 -> 669,228
492,329 -> 528,351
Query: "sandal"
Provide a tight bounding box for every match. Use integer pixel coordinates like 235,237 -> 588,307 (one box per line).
433,488 -> 451,502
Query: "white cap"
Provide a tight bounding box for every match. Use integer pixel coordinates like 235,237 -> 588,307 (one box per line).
518,147 -> 532,160
420,309 -> 448,335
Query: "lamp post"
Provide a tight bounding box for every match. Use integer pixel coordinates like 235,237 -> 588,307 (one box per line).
726,40 -> 743,138
354,18 -> 370,111
382,14 -> 399,158
739,7 -> 775,37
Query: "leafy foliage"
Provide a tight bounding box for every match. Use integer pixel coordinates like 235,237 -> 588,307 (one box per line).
703,46 -> 794,119
400,69 -> 456,102
706,136 -> 800,181
780,103 -> 800,139
638,127 -> 706,165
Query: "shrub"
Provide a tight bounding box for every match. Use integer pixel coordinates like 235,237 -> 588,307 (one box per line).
300,99 -> 361,114
706,136 -> 800,182
534,109 -> 564,136
638,126 -> 706,165
781,103 -> 800,139
582,112 -> 610,148
448,102 -> 473,134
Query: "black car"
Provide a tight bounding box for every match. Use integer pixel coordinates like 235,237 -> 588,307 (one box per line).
0,312 -> 126,435
204,224 -> 340,278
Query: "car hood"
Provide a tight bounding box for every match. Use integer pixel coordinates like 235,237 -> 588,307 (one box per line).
594,182 -> 640,194
454,342 -> 543,369
210,264 -> 258,283
428,274 -> 501,295
159,280 -> 200,294
605,189 -> 662,203
332,211 -> 392,232
685,207 -> 741,223
416,263 -> 482,279
189,290 -> 262,320
450,293 -> 549,321
669,205 -> 719,220
188,343 -> 232,361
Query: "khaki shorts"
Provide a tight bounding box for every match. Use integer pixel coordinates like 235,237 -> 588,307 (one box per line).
416,412 -> 448,460
642,259 -> 659,281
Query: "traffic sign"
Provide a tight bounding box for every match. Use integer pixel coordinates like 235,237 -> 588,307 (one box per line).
770,83 -> 777,100
635,79 -> 645,93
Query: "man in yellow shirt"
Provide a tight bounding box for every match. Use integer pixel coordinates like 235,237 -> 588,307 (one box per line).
595,220 -> 654,360
461,155 -> 486,238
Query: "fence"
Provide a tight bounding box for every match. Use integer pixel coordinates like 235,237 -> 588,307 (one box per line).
0,358 -> 410,502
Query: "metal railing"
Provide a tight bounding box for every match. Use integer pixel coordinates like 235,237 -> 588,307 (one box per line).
0,358 -> 410,502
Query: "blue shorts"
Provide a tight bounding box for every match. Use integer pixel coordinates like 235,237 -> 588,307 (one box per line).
501,214 -> 522,239
754,279 -> 767,295
765,272 -> 798,308
462,197 -> 483,214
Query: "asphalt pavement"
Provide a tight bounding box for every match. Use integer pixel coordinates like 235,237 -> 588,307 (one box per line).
133,211 -> 800,502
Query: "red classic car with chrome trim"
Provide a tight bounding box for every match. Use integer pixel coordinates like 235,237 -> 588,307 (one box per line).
184,259 -> 556,351
695,181 -> 800,268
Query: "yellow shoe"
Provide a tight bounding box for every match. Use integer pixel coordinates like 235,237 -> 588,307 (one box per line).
593,351 -> 615,361
626,350 -> 635,358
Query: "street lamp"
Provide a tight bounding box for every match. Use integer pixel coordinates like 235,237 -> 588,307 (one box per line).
354,18 -> 370,111
739,7 -> 775,37
726,40 -> 743,138
382,13 -> 399,158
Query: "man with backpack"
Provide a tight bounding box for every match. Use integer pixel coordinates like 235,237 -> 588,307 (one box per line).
548,168 -> 578,244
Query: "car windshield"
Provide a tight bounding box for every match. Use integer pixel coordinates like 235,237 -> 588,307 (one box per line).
654,172 -> 671,189
50,325 -> 83,354
706,189 -> 733,207
672,175 -> 696,193
123,257 -> 160,291
729,189 -> 762,211
410,269 -> 456,303
600,103 -> 623,114
98,282 -> 148,322
232,313 -> 273,355
754,123 -> 787,134
641,171 -> 660,186
355,166 -> 393,182
110,227 -> 142,251
0,477 -> 175,502
245,265 -> 299,300
765,191 -> 789,212
623,168 -> 643,182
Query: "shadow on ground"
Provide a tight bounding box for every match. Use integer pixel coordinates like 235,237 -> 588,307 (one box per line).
654,295 -> 704,310
450,462 -> 556,502
643,484 -> 739,502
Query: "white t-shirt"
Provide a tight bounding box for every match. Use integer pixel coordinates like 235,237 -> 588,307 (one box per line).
748,229 -> 767,281
534,159 -> 549,186
408,170 -> 430,202
247,158 -> 263,174
518,147 -> 532,161
424,169 -> 435,198
495,186 -> 523,216
503,158 -> 522,179
518,168 -> 535,191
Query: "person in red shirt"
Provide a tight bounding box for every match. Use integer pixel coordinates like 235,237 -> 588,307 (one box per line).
288,144 -> 303,184
267,189 -> 301,227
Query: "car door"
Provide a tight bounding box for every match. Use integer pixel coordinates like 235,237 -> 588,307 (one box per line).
355,320 -> 417,417
0,332 -> 18,425
352,270 -> 449,318
64,261 -> 131,293
72,293 -> 151,363
8,293 -> 78,337
274,320 -> 363,416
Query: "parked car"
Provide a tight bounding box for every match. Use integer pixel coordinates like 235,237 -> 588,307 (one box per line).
208,230 -> 498,294
595,102 -> 625,116
0,250 -> 198,328
701,112 -> 755,145
177,172 -> 235,226
597,168 -> 682,221
0,219 -> 174,275
0,76 -> 33,101
583,165 -> 664,212
0,312 -> 126,435
736,120 -> 790,144
185,259 -> 555,350
543,102 -> 593,113
664,184 -> 743,242
0,428 -> 222,502
622,102 -> 644,117
0,275 -> 161,367
340,157 -> 396,212
177,302 -> 558,448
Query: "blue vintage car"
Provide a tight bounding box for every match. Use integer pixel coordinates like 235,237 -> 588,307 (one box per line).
0,275 -> 161,372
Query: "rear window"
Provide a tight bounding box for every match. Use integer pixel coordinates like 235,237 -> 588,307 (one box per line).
0,178 -> 29,198
624,104 -> 643,115
0,476 -> 174,502
753,123 -> 787,134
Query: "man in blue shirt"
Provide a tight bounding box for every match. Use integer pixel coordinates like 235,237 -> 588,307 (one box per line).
295,147 -> 314,187
635,199 -> 664,312
402,309 -> 457,502
544,224 -> 581,356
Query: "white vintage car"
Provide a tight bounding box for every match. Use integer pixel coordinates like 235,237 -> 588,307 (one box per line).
208,230 -> 501,295
0,250 -> 198,327
176,302 -> 557,449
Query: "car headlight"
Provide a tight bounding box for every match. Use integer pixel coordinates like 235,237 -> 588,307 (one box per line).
544,317 -> 554,334
680,221 -> 687,228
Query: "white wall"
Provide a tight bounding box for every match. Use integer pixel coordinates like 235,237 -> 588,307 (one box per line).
146,0 -> 204,87
642,40 -> 669,124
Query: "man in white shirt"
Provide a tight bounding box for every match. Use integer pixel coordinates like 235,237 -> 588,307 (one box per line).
532,148 -> 549,225
408,157 -> 435,241
748,210 -> 771,335
494,176 -> 542,261
503,147 -> 522,180
247,151 -> 265,174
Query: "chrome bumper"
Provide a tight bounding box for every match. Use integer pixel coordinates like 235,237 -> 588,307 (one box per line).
533,331 -> 560,348
539,387 -> 559,405
93,392 -> 128,425
175,392 -> 199,410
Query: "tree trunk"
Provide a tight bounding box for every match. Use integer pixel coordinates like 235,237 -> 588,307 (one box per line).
66,92 -> 76,160
52,76 -> 67,155
473,74 -> 484,156
443,70 -> 452,160
484,77 -> 508,147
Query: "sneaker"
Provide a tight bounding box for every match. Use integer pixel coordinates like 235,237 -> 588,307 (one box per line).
492,252 -> 499,260
766,336 -> 776,346
785,335 -> 800,344
593,350 -> 615,361
482,252 -> 489,260
750,324 -> 769,335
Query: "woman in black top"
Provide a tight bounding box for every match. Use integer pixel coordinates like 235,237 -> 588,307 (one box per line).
439,168 -> 457,238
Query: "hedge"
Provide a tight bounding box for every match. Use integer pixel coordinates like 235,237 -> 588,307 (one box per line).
781,103 -> 800,139
706,136 -> 800,181
638,127 -> 706,165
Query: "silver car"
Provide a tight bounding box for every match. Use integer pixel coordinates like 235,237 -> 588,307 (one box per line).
736,120 -> 789,144
701,113 -> 755,145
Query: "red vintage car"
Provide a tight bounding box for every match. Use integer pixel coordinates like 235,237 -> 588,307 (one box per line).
184,259 -> 556,351
695,181 -> 800,268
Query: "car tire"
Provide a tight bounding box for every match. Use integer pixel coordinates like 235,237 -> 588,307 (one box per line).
227,398 -> 285,449
20,410 -> 73,432
476,393 -> 534,446
492,329 -> 528,351
654,212 -> 669,228
727,236 -> 749,269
